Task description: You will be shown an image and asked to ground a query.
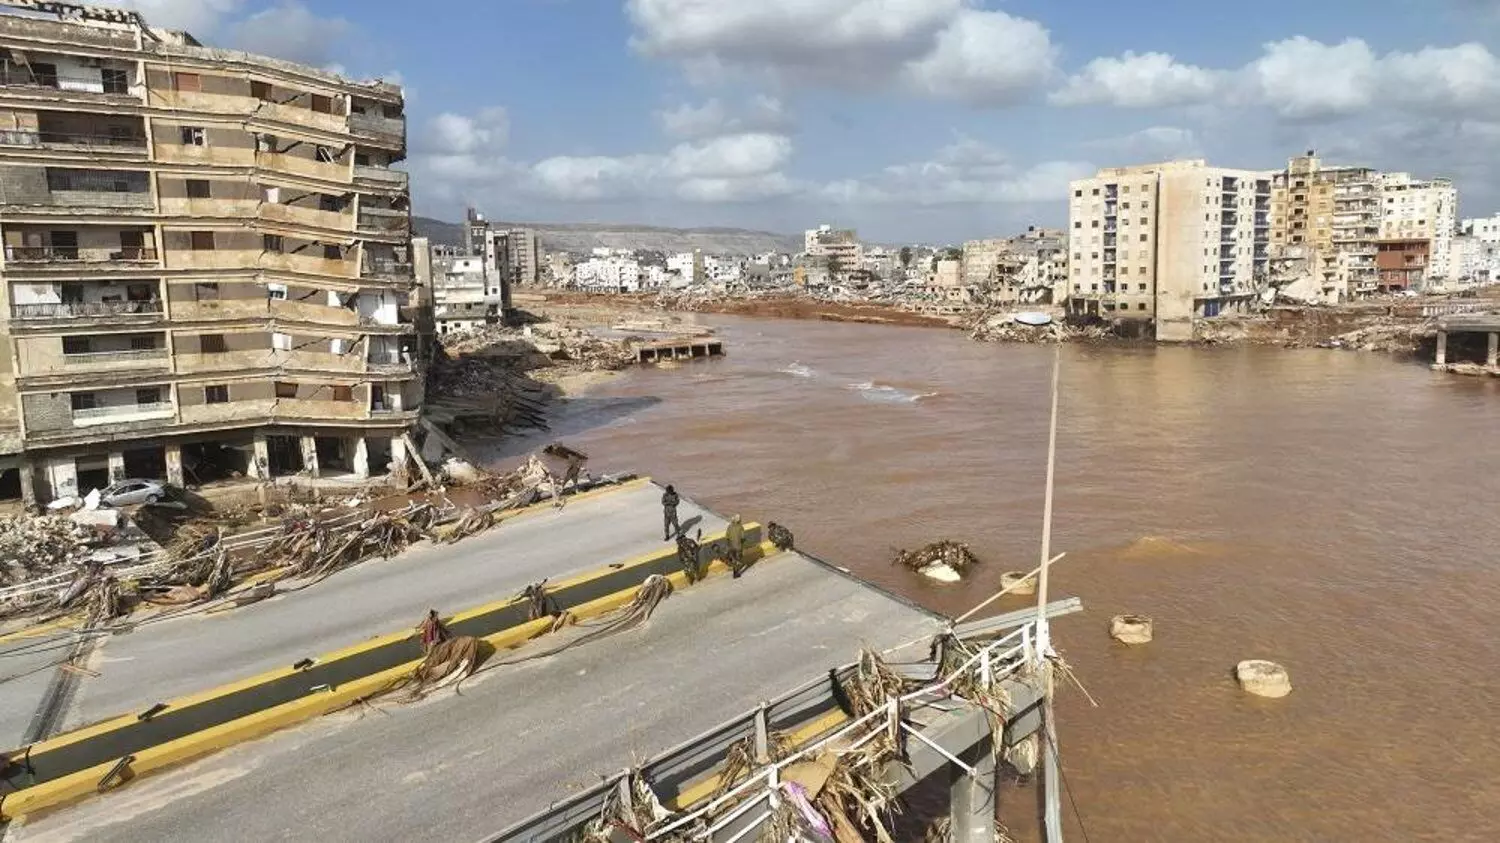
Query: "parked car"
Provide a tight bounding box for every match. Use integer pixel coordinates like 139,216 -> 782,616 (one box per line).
99,478 -> 168,507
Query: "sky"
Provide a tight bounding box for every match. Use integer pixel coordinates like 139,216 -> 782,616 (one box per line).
116,0 -> 1500,242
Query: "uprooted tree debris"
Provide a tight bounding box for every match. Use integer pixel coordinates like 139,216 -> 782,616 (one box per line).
894,541 -> 980,579
0,452 -> 621,629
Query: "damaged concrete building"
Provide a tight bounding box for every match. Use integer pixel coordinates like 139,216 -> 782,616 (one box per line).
0,2 -> 422,506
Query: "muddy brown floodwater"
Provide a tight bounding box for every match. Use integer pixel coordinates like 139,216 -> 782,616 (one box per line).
481,314 -> 1500,841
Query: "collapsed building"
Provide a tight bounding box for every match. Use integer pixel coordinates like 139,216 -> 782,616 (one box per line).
0,1 -> 423,506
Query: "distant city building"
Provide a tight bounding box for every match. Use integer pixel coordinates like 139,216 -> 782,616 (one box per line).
1456,214 -> 1500,284
507,228 -> 541,287
667,251 -> 704,286
804,224 -> 863,278
1379,172 -> 1457,284
574,256 -> 645,293
1068,160 -> 1271,342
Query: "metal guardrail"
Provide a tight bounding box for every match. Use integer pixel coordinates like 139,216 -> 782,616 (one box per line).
492,600 -> 1081,842
3,247 -> 157,263
63,348 -> 167,365
0,131 -> 146,149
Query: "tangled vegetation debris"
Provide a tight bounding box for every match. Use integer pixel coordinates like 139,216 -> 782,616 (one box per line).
894,541 -> 980,579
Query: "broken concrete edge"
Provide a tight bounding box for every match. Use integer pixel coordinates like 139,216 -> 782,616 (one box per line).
0,537 -> 781,822
5,510 -> 740,766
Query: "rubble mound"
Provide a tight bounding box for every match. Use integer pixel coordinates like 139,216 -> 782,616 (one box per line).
0,514 -> 95,584
969,311 -> 1110,345
1110,614 -> 1154,644
895,541 -> 979,582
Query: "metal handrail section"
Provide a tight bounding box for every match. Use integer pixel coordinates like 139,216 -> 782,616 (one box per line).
492,624 -> 1043,842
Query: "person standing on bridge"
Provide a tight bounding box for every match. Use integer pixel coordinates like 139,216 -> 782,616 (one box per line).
662,484 -> 682,541
725,514 -> 746,578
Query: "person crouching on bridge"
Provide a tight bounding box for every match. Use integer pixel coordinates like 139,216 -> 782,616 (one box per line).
662,485 -> 681,540
418,609 -> 452,654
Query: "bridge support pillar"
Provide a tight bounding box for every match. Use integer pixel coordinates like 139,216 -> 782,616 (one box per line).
1436,330 -> 1448,366
950,737 -> 997,842
1488,332 -> 1498,368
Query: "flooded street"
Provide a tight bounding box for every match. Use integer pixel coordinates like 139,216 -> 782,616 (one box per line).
483,315 -> 1500,841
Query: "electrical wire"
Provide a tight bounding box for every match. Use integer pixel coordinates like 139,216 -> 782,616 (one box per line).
1044,727 -> 1093,843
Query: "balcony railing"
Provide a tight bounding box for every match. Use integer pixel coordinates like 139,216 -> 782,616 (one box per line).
362,259 -> 413,279
357,212 -> 411,233
72,401 -> 174,422
352,165 -> 409,186
64,348 -> 168,366
4,246 -> 158,263
368,354 -> 414,373
349,112 -> 405,140
0,69 -> 133,94
12,299 -> 162,320
0,130 -> 147,149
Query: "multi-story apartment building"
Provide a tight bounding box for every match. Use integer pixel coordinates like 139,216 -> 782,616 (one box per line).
1268,152 -> 1382,302
1066,160 -> 1271,342
506,228 -> 540,287
1380,172 -> 1457,284
1455,214 -> 1500,285
803,224 -> 862,279
0,4 -> 420,506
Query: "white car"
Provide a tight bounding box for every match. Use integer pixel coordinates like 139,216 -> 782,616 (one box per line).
99,479 -> 168,507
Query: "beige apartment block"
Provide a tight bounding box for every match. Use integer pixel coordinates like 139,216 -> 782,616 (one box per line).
0,3 -> 420,506
1066,160 -> 1270,342
1269,152 -> 1381,301
1380,172 -> 1457,283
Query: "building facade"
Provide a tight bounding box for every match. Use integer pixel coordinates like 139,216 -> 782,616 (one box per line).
0,4 -> 420,504
1379,172 -> 1457,283
1067,160 -> 1271,342
1268,152 -> 1382,302
1456,214 -> 1500,285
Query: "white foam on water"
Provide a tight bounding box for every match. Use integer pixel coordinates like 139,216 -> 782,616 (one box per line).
846,381 -> 936,404
779,362 -> 816,378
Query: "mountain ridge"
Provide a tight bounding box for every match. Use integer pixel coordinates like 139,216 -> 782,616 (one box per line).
412,216 -> 802,255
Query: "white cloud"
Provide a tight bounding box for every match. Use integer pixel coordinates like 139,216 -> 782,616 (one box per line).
657,95 -> 790,139
228,1 -> 351,67
628,0 -> 1056,102
902,9 -> 1056,104
665,133 -> 792,179
1250,37 -> 1378,119
1052,51 -> 1220,108
422,107 -> 509,156
819,137 -> 1091,206
113,0 -> 242,35
1085,126 -> 1202,162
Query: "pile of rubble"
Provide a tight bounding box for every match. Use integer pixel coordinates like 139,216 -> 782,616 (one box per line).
426,321 -> 634,438
969,312 -> 1109,344
1318,321 -> 1436,354
0,514 -> 97,584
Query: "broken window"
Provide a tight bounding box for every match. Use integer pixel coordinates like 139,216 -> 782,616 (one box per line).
331,386 -> 353,402
101,68 -> 129,94
186,179 -> 211,199
251,80 -> 272,101
323,244 -> 342,260
62,336 -> 90,355
180,126 -> 205,146
256,133 -> 277,153
318,194 -> 341,212
264,234 -> 284,253
70,392 -> 97,411
205,385 -> 229,404
200,334 -> 227,354
310,94 -> 333,114
274,381 -> 298,399
129,336 -> 156,351
135,387 -> 161,405
194,282 -> 219,301
315,145 -> 336,163
190,231 -> 216,250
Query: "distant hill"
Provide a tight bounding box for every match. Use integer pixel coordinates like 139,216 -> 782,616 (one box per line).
412,216 -> 801,256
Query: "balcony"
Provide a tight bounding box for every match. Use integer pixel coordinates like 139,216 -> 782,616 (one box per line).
0,130 -> 147,151
261,152 -> 347,181
353,166 -> 409,189
73,401 -> 174,427
63,347 -> 168,368
362,258 -> 413,281
4,246 -> 157,264
367,352 -> 414,374
349,112 -> 405,144
357,209 -> 410,235
12,299 -> 162,320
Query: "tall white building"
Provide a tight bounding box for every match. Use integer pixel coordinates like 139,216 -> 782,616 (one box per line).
1067,160 -> 1272,342
1380,173 -> 1458,280
1456,214 -> 1500,284
804,224 -> 863,275
666,251 -> 704,285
